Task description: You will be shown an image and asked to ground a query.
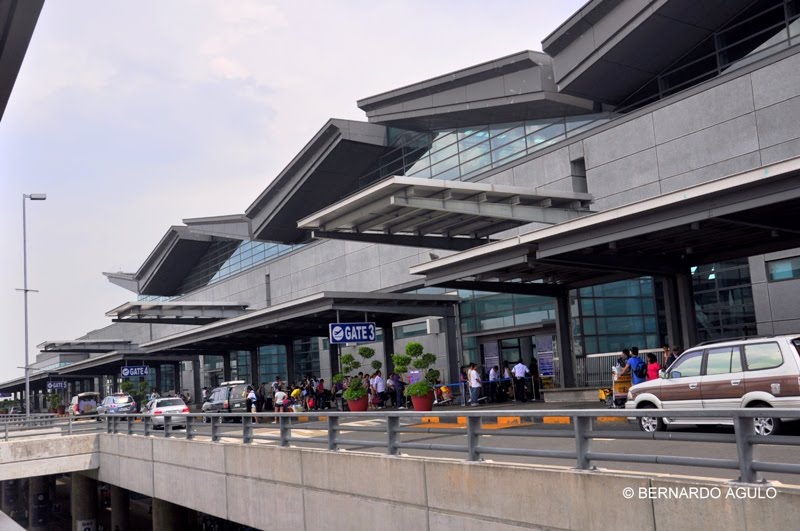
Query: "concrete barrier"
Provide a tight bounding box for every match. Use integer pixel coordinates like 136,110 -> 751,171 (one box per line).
0,435 -> 98,481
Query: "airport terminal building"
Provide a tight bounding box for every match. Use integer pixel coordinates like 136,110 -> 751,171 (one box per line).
5,0 -> 800,406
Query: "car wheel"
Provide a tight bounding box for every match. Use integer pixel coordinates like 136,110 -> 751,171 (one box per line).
750,404 -> 782,436
638,404 -> 665,433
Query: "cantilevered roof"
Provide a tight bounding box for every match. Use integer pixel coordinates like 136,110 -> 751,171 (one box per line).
107,301 -> 250,325
0,0 -> 44,121
297,176 -> 593,251
543,0 -> 753,104
411,156 -> 800,290
103,225 -> 238,296
141,291 -> 459,353
37,339 -> 135,353
357,50 -> 597,130
245,119 -> 390,244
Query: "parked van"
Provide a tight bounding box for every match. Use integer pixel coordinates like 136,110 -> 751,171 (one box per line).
626,335 -> 800,435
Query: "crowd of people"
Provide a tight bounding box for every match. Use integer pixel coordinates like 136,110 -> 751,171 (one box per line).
617,344 -> 683,386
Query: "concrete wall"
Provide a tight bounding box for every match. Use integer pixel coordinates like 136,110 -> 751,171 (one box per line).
750,249 -> 800,335
0,435 -> 98,481
93,434 -> 800,531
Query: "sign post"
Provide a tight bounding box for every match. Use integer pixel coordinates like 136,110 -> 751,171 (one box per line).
328,322 -> 377,344
45,381 -> 67,391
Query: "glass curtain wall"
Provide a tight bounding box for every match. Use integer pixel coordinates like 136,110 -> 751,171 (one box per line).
258,345 -> 288,385
231,351 -> 251,383
570,278 -> 659,355
293,338 -> 321,381
691,259 -> 756,342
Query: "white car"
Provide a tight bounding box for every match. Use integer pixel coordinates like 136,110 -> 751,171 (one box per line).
142,397 -> 189,429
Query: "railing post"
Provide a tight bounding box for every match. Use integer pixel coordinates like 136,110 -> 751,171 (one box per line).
211,416 -> 220,443
387,416 -> 399,456
573,416 -> 592,470
327,416 -> 339,451
734,415 -> 757,483
126,416 -> 133,436
163,414 -> 171,437
467,416 -> 480,461
4,423 -> 8,442
279,416 -> 289,447
143,416 -> 151,437
243,415 -> 252,444
68,416 -> 73,435
186,416 -> 194,440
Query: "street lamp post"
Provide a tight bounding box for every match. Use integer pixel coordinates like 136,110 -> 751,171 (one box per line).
20,193 -> 46,418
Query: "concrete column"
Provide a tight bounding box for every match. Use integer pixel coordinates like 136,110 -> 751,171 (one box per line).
28,476 -> 50,530
223,356 -> 232,382
110,485 -> 129,531
250,349 -> 259,385
555,292 -> 576,388
155,365 -> 163,394
70,473 -> 97,531
660,275 -> 682,347
444,312 -> 460,385
192,357 -> 202,406
286,341 -> 296,384
327,342 -> 338,380
1,480 -> 22,521
152,498 -> 187,530
675,270 -> 697,348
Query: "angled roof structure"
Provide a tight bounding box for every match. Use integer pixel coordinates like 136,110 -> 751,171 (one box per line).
245,119 -> 389,244
357,50 -> 597,130
0,0 -> 44,121
543,0 -> 754,104
107,301 -> 250,325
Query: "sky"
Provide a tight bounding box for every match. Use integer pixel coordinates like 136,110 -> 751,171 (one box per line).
0,0 -> 585,381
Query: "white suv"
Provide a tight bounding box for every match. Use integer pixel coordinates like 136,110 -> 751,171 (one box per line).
626,335 -> 800,435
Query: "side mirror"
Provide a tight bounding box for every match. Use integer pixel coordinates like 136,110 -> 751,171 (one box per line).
658,370 -> 666,379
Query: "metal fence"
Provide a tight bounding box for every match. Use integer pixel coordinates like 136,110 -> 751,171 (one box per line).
3,409 -> 799,485
98,408 -> 800,485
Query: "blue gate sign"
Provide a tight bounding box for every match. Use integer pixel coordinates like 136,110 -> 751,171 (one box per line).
46,381 -> 67,390
121,365 -> 149,378
328,322 -> 377,344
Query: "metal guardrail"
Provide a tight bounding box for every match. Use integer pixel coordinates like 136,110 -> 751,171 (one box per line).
3,409 -> 799,485
1,413 -> 103,441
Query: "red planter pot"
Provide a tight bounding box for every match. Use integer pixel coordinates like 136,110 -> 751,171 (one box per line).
347,396 -> 369,412
410,392 -> 435,412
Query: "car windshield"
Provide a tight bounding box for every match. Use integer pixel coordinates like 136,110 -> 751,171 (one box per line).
156,398 -> 184,407
113,396 -> 132,404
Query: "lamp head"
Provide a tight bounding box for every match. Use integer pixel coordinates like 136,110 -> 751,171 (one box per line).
26,193 -> 47,200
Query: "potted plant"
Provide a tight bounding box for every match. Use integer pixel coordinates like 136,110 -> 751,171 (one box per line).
335,346 -> 378,412
47,392 -> 62,414
392,341 -> 439,411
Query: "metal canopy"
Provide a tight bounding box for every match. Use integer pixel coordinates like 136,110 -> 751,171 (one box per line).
36,339 -> 134,353
298,176 -> 593,250
141,291 -> 459,354
107,301 -> 251,325
56,350 -> 193,377
411,156 -> 800,291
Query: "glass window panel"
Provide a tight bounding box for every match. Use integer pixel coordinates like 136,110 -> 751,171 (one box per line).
744,343 -> 783,370
705,347 -> 734,375
731,347 -> 743,372
584,337 -> 599,355
593,298 -> 643,315
583,318 -> 596,335
526,122 -> 566,150
479,310 -> 515,331
670,350 -> 703,378
514,308 -> 554,325
580,299 -> 595,316
767,257 -> 800,281
429,137 -> 458,165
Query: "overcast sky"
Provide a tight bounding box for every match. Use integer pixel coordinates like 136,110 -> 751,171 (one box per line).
0,0 -> 585,381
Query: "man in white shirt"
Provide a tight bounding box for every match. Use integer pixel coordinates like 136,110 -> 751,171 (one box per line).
512,360 -> 530,402
373,371 -> 386,408
273,387 -> 288,422
468,363 -> 482,406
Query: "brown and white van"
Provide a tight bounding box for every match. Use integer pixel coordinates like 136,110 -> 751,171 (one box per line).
625,335 -> 800,435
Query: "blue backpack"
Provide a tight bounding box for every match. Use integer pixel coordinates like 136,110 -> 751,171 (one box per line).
632,357 -> 648,379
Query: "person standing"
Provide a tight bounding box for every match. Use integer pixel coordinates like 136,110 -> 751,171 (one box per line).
665,347 -> 679,369
646,353 -> 661,381
528,357 -> 541,401
373,370 -> 386,408
273,386 -> 287,423
619,348 -> 647,386
512,360 -> 530,402
468,363 -> 482,406
488,365 -> 499,402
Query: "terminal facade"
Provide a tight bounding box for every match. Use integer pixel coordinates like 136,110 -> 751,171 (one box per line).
4,0 -> 800,406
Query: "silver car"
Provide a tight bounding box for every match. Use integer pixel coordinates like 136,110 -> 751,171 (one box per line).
142,397 -> 188,429
97,394 -> 136,415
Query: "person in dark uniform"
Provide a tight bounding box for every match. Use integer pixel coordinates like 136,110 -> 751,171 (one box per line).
529,357 -> 541,400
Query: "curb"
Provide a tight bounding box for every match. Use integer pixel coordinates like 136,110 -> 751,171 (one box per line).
415,414 -> 630,428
